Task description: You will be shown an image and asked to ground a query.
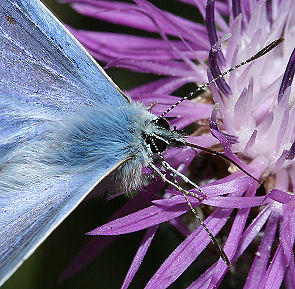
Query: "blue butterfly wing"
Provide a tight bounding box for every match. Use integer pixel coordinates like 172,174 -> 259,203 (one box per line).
0,170 -> 121,286
0,0 -> 134,285
0,0 -> 128,110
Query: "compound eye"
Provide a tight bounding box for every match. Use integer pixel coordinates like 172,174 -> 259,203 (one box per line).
153,118 -> 170,131
146,136 -> 168,153
143,118 -> 170,153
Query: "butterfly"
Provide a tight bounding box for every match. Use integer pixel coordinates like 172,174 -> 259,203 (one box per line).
0,0 -> 283,286
0,0 -> 179,284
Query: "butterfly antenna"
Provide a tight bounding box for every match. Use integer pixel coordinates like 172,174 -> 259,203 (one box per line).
160,37 -> 284,118
184,141 -> 262,184
149,137 -> 206,200
181,188 -> 231,266
149,161 -> 231,266
148,138 -> 231,266
161,159 -> 207,200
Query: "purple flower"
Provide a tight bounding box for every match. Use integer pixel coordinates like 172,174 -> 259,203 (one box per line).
59,0 -> 295,288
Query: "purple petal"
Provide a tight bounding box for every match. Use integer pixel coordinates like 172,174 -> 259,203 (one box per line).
144,208 -> 232,289
244,210 -> 280,289
287,141 -> 295,160
87,196 -> 194,236
162,173 -> 254,199
236,205 -> 272,258
202,196 -> 265,208
267,189 -> 293,204
260,245 -> 288,289
244,130 -> 257,154
280,201 -> 295,263
190,0 -> 230,32
89,174 -> 252,236
232,0 -> 242,19
240,0 -> 250,20
275,99 -> 290,153
105,58 -> 196,77
60,191 -> 153,280
68,28 -> 208,62
285,256 -> 295,289
265,0 -> 273,24
233,87 -> 250,130
278,48 -> 295,102
206,0 -> 218,46
206,0 -> 225,65
121,226 -> 158,289
190,182 -> 257,288
128,77 -> 199,95
209,41 -> 232,95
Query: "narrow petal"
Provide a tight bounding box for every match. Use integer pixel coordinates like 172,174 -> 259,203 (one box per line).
89,174 -> 252,236
202,195 -> 265,208
260,245 -> 288,289
191,182 -> 257,288
232,0 -> 242,19
236,205 -> 272,257
121,226 -> 158,289
267,189 -> 293,204
278,48 -> 295,102
206,0 -> 225,65
129,76 -> 200,95
209,42 -> 232,95
244,210 -> 280,289
67,28 -> 208,61
60,191 -> 153,280
105,59 -> 196,77
285,256 -> 295,289
280,201 -> 295,263
144,208 -> 232,289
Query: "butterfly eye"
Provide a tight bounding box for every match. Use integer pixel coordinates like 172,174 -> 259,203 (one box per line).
146,136 -> 168,153
153,118 -> 170,131
143,118 -> 170,153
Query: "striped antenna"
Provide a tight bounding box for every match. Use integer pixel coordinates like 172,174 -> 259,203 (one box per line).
160,38 -> 284,118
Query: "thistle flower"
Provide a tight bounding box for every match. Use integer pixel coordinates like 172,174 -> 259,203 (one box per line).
59,0 -> 295,288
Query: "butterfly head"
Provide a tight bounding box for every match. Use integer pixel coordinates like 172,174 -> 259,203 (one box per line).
142,117 -> 184,155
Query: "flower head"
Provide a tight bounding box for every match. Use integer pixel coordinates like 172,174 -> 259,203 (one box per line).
59,0 -> 295,288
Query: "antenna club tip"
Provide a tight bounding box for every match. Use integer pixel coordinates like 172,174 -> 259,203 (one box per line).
273,37 -> 284,46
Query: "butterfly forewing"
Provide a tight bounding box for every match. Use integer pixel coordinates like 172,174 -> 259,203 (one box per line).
0,0 -> 127,109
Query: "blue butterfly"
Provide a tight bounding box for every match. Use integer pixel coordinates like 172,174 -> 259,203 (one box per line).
0,0 -> 184,285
